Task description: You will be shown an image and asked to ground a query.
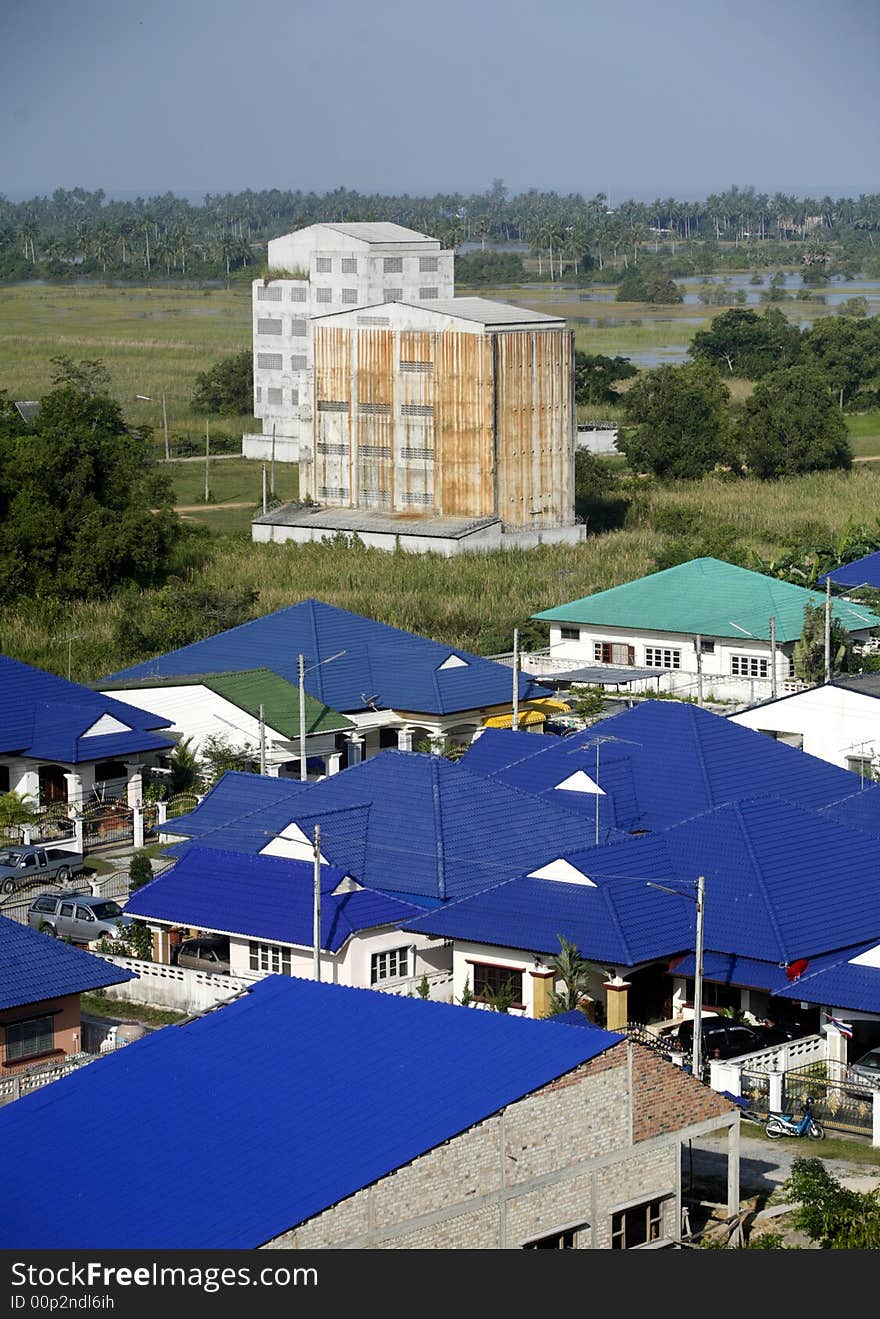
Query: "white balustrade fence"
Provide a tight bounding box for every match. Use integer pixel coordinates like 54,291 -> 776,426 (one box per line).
97,955 -> 263,1013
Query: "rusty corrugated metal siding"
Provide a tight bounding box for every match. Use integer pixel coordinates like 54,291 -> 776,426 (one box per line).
313,326 -> 352,505
435,332 -> 494,517
354,328 -> 395,509
494,328 -> 573,529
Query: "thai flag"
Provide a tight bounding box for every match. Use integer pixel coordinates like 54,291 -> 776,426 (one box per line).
829,1017 -> 853,1038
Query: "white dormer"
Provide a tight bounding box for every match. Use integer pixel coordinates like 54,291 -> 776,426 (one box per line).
438,654 -> 468,670
554,770 -> 605,795
81,713 -> 133,738
260,820 -> 328,863
850,943 -> 880,969
527,858 -> 596,887
331,875 -> 362,895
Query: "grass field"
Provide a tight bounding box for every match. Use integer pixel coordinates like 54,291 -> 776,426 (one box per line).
0,282 -> 253,449
165,457 -> 300,532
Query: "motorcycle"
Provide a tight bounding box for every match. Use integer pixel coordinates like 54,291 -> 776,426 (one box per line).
764,1095 -> 824,1140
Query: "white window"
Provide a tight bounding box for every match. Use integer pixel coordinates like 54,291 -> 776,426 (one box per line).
419,287 -> 439,299
291,318 -> 308,336
371,947 -> 410,983
644,647 -> 681,669
290,355 -> 307,370
315,257 -> 332,272
248,942 -> 292,975
383,257 -> 403,273
291,286 -> 307,302
257,318 -> 283,335
257,353 -> 282,371
594,641 -> 635,665
731,655 -> 769,678
266,387 -> 283,406
419,256 -> 439,273
315,287 -> 332,303
384,288 -> 403,301
257,285 -> 283,301
341,288 -> 358,303
341,258 -> 358,274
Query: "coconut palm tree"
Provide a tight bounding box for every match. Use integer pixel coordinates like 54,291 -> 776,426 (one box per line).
546,935 -> 598,1016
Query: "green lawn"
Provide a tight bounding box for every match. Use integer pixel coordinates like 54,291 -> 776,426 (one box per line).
846,411 -> 880,457
80,992 -> 188,1029
165,456 -> 299,534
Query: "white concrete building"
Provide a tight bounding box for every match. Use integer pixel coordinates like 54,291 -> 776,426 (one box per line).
730,674 -> 880,775
244,222 -> 454,464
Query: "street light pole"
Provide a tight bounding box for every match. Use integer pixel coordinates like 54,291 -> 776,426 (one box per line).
646,875 -> 706,1082
313,824 -> 322,982
825,575 -> 832,684
512,628 -> 520,731
298,650 -> 346,782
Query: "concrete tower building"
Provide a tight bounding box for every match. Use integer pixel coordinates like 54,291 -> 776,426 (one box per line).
243,223 -> 454,464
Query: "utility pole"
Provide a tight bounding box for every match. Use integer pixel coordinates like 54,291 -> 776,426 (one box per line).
298,653 -> 308,782
694,634 -> 704,707
825,575 -> 832,684
204,419 -> 211,503
313,824 -> 322,982
511,628 -> 520,731
262,464 -> 267,516
161,390 -> 169,462
258,704 -> 266,776
769,616 -> 778,699
270,422 -> 276,499
693,875 -> 705,1085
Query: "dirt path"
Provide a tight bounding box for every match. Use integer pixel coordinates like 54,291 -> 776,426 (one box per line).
173,501 -> 255,511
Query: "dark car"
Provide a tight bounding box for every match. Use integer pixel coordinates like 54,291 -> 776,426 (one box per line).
172,936 -> 230,975
675,1018 -> 801,1061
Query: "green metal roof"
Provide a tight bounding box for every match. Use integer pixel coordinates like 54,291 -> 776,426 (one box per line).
98,669 -> 354,739
532,557 -> 880,643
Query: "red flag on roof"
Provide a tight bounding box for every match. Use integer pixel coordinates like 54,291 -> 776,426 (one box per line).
786,959 -> 809,982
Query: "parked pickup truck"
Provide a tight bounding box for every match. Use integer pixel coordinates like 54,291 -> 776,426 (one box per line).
0,846 -> 84,895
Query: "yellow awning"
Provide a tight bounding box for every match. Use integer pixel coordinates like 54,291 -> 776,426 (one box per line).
523,698 -> 571,714
482,708 -> 548,729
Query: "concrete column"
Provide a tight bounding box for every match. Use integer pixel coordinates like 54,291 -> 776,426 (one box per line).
132,806 -> 145,849
603,976 -> 631,1031
347,734 -> 365,768
824,1021 -> 849,1082
430,734 -> 448,757
709,1061 -> 741,1095
727,1121 -> 741,1219
325,752 -> 343,776
73,816 -> 84,854
157,800 -> 167,825
768,1071 -> 783,1112
396,726 -> 414,752
529,969 -> 555,1019
20,770 -> 39,801
125,764 -> 144,808
63,773 -> 84,810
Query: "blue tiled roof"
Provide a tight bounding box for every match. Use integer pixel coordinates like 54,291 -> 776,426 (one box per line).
103,598 -> 550,716
0,976 -> 622,1248
821,787 -> 880,834
0,915 -> 136,1010
158,753 -> 615,902
670,952 -> 792,993
818,551 -> 880,590
407,795 -> 880,969
772,941 -> 880,1014
0,655 -> 173,764
460,702 -> 879,833
125,846 -> 427,951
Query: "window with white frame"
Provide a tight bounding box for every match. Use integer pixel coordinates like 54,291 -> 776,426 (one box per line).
383,257 -> 403,273
341,258 -> 358,274
256,353 -> 282,371
341,288 -> 358,303
419,256 -> 439,273
257,285 -> 283,301
560,626 -> 580,641
383,287 -> 403,301
315,257 -> 332,272
315,287 -> 332,303
644,647 -> 681,669
731,655 -> 768,678
290,286 -> 307,302
248,942 -> 292,975
370,947 -> 410,984
5,1015 -> 54,1063
419,287 -> 439,299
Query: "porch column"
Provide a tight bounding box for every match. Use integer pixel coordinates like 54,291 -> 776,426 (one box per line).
727,1120 -> 741,1220
62,772 -> 84,810
157,800 -> 168,825
430,733 -> 448,757
324,752 -> 343,776
397,726 -> 414,752
824,1020 -> 849,1082
347,734 -> 365,767
132,806 -> 145,849
125,762 -> 144,807
603,975 -> 631,1031
530,969 -> 555,1019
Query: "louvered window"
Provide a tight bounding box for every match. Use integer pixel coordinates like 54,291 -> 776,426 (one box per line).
257,285 -> 283,301
315,287 -> 332,303
290,355 -> 307,370
291,318 -> 308,336
266,388 -> 283,406
317,400 -> 348,412
290,286 -> 307,302
257,353 -> 282,370
358,402 -> 392,415
383,257 -> 403,273
341,288 -> 358,303
257,318 -> 283,335
342,258 -> 358,274
400,360 -> 433,373
419,287 -> 439,299
419,256 -> 439,273
401,403 -> 433,418
315,257 -> 332,272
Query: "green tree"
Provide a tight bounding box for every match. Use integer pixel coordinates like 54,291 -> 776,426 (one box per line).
690,308 -> 802,379
191,350 -> 254,415
166,737 -> 202,795
546,935 -> 596,1016
200,734 -> 257,786
783,1157 -> 880,1249
573,450 -> 630,532
49,355 -> 113,396
128,850 -> 154,891
617,360 -> 733,479
792,601 -> 853,682
0,383 -> 181,603
0,790 -> 38,833
737,366 -> 852,478
113,584 -> 259,661
801,316 -> 880,408
574,351 -> 637,406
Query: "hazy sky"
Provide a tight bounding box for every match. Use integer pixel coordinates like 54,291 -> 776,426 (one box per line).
2,0 -> 878,201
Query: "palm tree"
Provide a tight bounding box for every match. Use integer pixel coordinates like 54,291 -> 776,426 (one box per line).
546,935 -> 597,1016
167,737 -> 203,795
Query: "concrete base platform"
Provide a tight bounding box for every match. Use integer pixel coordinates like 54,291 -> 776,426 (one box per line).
251,504 -> 586,555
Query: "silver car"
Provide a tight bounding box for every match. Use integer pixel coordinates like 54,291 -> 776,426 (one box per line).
27,892 -> 133,943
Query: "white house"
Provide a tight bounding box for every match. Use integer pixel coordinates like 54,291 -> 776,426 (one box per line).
730,674 -> 880,776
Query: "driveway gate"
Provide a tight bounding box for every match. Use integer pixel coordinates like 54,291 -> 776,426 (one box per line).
784,1066 -> 875,1138
81,799 -> 133,850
